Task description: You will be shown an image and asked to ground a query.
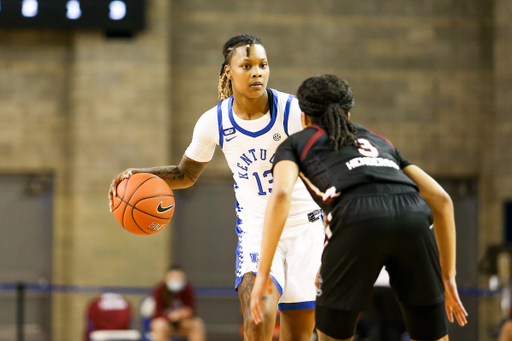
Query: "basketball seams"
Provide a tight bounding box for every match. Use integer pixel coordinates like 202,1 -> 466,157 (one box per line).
132,195 -> 175,220
132,215 -> 151,235
120,176 -> 132,230
126,175 -> 159,205
123,175 -> 158,234
112,174 -> 174,235
111,179 -> 127,227
112,197 -> 124,213
117,195 -> 174,219
121,197 -> 173,220
112,175 -> 160,212
112,177 -> 129,213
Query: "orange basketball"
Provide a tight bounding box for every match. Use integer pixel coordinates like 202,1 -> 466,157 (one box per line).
112,173 -> 175,235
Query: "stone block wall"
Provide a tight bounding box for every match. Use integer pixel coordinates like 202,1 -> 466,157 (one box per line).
170,0 -> 493,179
168,1 -> 499,340
0,0 -> 510,340
0,1 -> 171,340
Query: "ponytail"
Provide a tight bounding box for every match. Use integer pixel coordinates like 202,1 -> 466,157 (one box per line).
218,62 -> 232,100
297,75 -> 358,151
318,103 -> 358,150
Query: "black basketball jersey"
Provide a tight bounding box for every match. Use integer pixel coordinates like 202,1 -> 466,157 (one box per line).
273,124 -> 418,213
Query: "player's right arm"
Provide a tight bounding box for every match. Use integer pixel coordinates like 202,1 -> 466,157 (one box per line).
403,164 -> 468,326
108,108 -> 218,212
108,156 -> 207,211
120,156 -> 207,189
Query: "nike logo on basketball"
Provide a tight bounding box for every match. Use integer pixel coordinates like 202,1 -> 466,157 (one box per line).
226,136 -> 237,142
157,202 -> 175,213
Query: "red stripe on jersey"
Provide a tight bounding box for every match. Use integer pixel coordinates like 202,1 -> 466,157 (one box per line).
367,129 -> 395,150
301,125 -> 325,162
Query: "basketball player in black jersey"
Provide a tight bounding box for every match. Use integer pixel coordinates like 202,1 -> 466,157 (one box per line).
250,74 -> 467,341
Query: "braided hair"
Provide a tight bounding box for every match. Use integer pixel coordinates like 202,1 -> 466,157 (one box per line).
218,34 -> 264,100
297,74 -> 359,151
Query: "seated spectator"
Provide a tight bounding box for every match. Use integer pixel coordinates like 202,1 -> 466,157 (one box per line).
84,292 -> 136,341
151,265 -> 206,341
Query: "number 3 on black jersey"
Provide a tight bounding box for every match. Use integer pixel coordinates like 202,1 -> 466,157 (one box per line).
357,138 -> 380,157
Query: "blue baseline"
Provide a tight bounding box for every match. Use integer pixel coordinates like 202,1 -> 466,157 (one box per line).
0,283 -> 499,298
0,283 -> 238,297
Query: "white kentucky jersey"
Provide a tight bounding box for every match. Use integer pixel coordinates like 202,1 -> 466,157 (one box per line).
184,89 -> 321,233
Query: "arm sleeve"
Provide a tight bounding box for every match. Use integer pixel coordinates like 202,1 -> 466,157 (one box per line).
287,98 -> 304,135
184,109 -> 219,162
395,149 -> 413,169
271,136 -> 300,173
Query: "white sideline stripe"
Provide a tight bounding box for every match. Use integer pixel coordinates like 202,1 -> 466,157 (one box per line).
90,330 -> 141,341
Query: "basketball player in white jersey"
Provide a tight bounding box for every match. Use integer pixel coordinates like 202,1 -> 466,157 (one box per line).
108,34 -> 324,341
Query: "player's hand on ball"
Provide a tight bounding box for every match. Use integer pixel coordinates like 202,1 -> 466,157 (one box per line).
108,168 -> 136,212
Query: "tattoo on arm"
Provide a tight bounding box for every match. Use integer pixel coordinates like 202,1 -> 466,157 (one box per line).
143,166 -> 185,182
178,156 -> 207,183
137,156 -> 207,188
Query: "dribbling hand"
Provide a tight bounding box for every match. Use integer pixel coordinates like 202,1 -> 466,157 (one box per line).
108,168 -> 136,212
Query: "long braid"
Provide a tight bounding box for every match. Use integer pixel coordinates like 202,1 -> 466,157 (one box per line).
218,62 -> 232,100
218,34 -> 263,100
297,75 -> 359,151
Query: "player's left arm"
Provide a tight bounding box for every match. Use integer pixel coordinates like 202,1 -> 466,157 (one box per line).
250,160 -> 300,324
403,165 -> 455,279
403,165 -> 468,326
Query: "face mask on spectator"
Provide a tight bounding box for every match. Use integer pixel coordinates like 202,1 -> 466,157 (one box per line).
166,279 -> 186,292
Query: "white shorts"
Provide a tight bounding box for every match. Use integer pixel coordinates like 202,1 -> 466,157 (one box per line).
234,217 -> 325,311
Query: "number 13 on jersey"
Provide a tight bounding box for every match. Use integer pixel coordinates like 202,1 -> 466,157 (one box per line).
252,170 -> 273,196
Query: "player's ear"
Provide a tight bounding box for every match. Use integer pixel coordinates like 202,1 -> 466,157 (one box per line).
347,112 -> 351,120
224,65 -> 232,79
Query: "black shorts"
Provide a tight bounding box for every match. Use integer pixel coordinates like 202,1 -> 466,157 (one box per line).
317,183 -> 445,312
316,301 -> 447,340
